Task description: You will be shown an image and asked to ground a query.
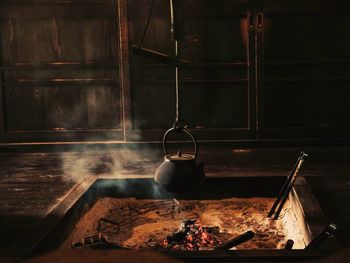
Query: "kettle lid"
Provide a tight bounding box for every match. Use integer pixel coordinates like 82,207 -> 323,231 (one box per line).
165,151 -> 195,161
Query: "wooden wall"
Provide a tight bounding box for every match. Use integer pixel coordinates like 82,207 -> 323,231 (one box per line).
0,0 -> 349,143
0,0 -> 123,142
127,0 -> 254,141
260,0 -> 350,139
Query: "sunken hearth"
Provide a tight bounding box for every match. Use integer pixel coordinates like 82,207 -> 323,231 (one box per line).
35,176 -> 336,261
65,197 -> 302,250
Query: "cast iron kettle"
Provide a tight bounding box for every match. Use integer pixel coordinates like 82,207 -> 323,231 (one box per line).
134,0 -> 205,192
154,126 -> 205,193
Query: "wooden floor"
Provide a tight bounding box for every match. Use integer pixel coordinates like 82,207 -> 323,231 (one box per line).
0,145 -> 349,260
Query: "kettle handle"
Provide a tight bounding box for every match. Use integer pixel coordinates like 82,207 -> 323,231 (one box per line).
162,127 -> 198,159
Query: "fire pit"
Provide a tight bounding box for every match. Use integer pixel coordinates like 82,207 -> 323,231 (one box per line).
64,197 -> 298,251
34,176 -> 337,261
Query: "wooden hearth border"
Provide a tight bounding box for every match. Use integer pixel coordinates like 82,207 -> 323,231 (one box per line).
22,175 -> 337,259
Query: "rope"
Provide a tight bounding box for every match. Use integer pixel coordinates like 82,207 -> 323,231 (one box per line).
175,41 -> 180,122
139,0 -> 155,46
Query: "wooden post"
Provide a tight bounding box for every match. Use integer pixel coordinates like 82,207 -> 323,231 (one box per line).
117,0 -> 132,142
247,10 -> 256,139
0,24 -> 5,133
255,11 -> 264,140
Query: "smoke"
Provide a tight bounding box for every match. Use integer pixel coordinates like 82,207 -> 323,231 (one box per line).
57,96 -> 178,198
61,145 -> 159,175
59,135 -> 170,198
61,146 -> 159,181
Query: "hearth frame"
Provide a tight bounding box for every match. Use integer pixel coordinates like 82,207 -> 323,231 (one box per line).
31,175 -> 338,261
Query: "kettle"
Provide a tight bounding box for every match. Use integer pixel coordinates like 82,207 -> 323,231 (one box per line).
154,127 -> 205,192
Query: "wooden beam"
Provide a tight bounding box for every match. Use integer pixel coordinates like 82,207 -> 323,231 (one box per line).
117,0 -> 132,141
18,176 -> 97,255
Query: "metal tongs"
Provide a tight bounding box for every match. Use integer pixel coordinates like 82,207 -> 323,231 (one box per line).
268,151 -> 308,220
71,234 -> 111,249
306,222 -> 338,249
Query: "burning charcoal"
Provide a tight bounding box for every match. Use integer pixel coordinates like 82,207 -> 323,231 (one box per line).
182,219 -> 197,230
203,226 -> 220,235
161,219 -> 223,251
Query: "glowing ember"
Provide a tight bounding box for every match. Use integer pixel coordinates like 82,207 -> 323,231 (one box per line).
162,219 -> 222,251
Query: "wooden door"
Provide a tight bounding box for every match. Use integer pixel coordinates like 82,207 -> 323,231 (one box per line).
259,0 -> 350,139
126,0 -> 256,141
0,0 -> 123,143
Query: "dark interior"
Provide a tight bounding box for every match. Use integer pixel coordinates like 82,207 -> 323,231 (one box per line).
0,0 -> 350,262
0,0 -> 350,143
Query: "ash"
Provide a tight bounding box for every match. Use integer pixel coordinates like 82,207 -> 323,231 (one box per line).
65,197 -> 292,250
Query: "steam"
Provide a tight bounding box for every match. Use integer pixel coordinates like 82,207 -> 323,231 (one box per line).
60,141 -> 169,198
61,146 -> 159,181
57,96 -> 175,198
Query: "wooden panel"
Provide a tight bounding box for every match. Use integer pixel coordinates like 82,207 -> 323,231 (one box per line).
0,18 -> 118,64
264,13 -> 350,61
331,14 -> 350,58
263,82 -> 350,128
131,83 -> 175,130
182,0 -> 249,16
3,85 -> 121,132
0,1 -> 117,19
41,85 -> 120,131
1,19 -> 55,64
264,14 -> 331,61
127,0 -> 173,55
127,0 -> 252,141
44,86 -> 87,129
127,0 -> 176,133
4,86 -> 44,130
183,82 -> 249,129
265,0 -> 350,14
260,10 -> 350,139
130,81 -> 249,136
181,16 -> 248,62
86,86 -> 121,129
264,61 -> 350,80
54,18 -> 118,63
182,64 -> 247,80
264,0 -> 330,14
0,1 -> 122,140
